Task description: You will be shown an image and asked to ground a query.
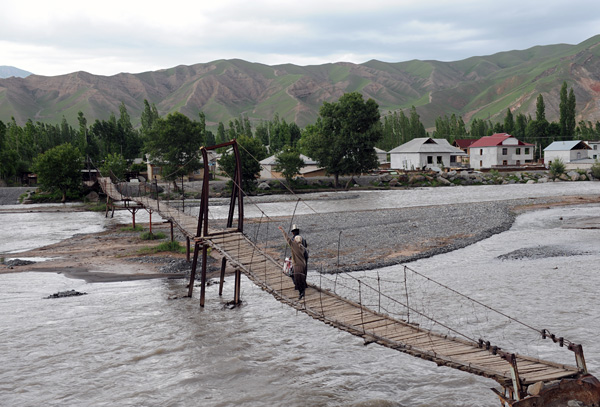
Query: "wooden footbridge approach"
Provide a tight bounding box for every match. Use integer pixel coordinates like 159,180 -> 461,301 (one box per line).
98,140 -> 600,406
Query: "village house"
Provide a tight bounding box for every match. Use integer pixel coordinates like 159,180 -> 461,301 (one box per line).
544,140 -> 593,170
586,141 -> 600,160
452,139 -> 476,166
388,137 -> 466,170
259,154 -> 321,179
468,133 -> 534,170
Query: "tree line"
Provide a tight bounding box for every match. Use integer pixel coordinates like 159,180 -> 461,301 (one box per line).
1,82 -> 599,197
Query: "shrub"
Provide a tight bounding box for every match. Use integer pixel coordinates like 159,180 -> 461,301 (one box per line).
549,159 -> 566,177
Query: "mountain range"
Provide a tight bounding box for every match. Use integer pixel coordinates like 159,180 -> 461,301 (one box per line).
0,66 -> 32,79
1,35 -> 600,131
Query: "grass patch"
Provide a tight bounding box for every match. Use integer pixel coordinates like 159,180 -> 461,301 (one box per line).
85,202 -> 107,212
138,241 -> 186,254
121,225 -> 144,232
140,231 -> 166,240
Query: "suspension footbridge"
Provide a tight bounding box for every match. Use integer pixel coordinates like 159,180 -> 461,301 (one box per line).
98,140 -> 600,407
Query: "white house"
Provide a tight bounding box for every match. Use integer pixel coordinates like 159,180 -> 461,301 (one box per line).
259,154 -> 320,179
388,138 -> 466,170
586,141 -> 600,160
469,133 -> 534,170
544,140 -> 593,170
544,140 -> 591,164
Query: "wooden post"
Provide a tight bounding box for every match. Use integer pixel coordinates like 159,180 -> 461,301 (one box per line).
186,237 -> 191,262
187,242 -> 200,298
504,353 -> 523,401
170,221 -> 174,242
219,257 -> 227,296
200,244 -> 208,307
234,268 -> 241,305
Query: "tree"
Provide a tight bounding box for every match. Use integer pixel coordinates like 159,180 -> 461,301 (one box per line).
140,99 -> 159,136
409,106 -> 427,138
567,88 -> 577,139
301,92 -> 382,187
144,112 -> 205,185
32,143 -> 83,202
218,135 -> 267,193
536,94 -> 546,122
216,122 -> 227,145
559,82 -> 576,140
101,152 -> 128,181
504,108 -> 515,134
117,102 -> 142,159
274,148 -> 305,185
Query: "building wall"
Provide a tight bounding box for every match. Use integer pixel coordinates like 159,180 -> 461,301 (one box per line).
544,150 -> 574,165
471,145 -> 533,169
391,152 -> 455,170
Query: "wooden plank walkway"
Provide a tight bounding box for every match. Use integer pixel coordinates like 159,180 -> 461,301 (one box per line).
204,230 -> 581,387
97,177 -> 582,388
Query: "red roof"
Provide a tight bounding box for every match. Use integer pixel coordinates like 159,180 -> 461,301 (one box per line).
469,133 -> 533,148
453,139 -> 476,149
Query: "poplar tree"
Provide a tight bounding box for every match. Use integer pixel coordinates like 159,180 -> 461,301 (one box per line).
504,108 -> 515,134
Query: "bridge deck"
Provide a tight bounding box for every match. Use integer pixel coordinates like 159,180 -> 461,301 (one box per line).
204,230 -> 580,387
97,177 -> 581,387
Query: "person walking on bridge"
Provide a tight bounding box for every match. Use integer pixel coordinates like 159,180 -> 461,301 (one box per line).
279,225 -> 307,300
291,224 -> 309,270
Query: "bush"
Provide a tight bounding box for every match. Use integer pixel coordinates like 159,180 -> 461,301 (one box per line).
549,159 -> 566,177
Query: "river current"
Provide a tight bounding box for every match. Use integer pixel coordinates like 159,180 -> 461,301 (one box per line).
1,182 -> 600,407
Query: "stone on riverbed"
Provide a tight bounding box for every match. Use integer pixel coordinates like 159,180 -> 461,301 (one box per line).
45,290 -> 87,299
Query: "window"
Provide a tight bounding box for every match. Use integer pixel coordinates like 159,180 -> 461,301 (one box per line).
437,156 -> 443,164
516,160 -> 521,165
502,160 -> 508,165
595,145 -> 598,150
480,149 -> 483,155
450,156 -> 456,163
525,148 -> 530,155
502,148 -> 508,155
427,156 -> 433,164
516,148 -> 521,155
479,160 -> 483,167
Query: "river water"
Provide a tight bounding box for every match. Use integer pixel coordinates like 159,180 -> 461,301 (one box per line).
2,182 -> 600,407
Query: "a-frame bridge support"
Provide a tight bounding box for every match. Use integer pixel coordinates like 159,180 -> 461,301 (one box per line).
187,139 -> 244,307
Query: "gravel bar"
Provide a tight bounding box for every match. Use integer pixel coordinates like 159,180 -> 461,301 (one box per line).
243,197 -> 564,274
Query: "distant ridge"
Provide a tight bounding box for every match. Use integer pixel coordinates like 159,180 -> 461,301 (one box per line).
0,66 -> 32,79
1,35 -> 600,130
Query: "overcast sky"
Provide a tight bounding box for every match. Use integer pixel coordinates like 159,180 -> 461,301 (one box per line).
2,0 -> 599,77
